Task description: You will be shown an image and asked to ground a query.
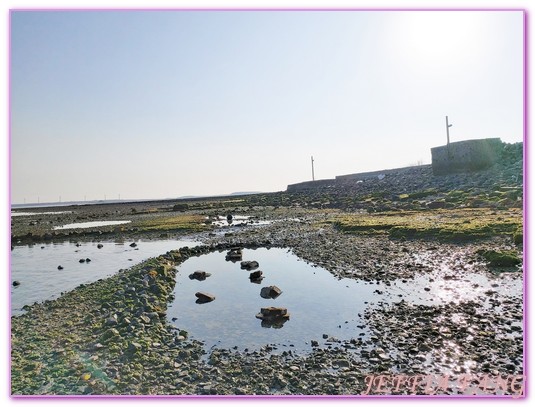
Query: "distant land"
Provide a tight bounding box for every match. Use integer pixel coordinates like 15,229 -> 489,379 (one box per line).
11,191 -> 265,209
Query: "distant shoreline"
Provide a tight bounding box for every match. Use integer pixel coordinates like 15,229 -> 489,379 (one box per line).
10,191 -> 266,210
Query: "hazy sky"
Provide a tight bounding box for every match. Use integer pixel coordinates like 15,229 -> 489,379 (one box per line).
10,10 -> 524,203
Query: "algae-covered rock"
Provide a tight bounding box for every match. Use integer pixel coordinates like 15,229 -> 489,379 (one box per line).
478,249 -> 522,267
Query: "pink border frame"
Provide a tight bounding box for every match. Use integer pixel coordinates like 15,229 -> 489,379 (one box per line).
7,7 -> 528,400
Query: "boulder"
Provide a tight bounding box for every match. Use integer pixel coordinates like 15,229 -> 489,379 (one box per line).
97,244 -> 103,249
240,260 -> 259,271
79,259 -> 86,263
260,285 -> 282,299
189,270 -> 212,281
195,292 -> 215,304
57,265 -> 64,270
249,270 -> 263,282
12,280 -> 20,287
130,242 -> 137,248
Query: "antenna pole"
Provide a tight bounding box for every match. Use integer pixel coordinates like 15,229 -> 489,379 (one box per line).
311,156 -> 315,181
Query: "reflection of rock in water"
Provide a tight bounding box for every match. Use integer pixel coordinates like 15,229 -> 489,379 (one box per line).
256,307 -> 290,328
261,318 -> 287,329
195,291 -> 215,304
260,285 -> 282,299
225,247 -> 242,262
189,270 -> 211,281
240,260 -> 259,271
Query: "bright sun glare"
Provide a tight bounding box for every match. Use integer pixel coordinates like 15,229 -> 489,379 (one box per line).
391,12 -> 485,71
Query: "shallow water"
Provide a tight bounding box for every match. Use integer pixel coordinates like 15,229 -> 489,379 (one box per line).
168,248 -> 374,353
11,211 -> 71,217
53,220 -> 131,230
167,247 -> 522,355
10,238 -> 198,315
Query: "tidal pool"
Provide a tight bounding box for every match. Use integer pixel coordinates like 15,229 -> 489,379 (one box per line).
168,248 -> 379,354
167,247 -> 523,355
10,238 -> 199,315
53,220 -> 131,230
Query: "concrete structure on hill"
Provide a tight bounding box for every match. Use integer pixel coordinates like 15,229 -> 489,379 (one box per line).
287,137 -> 505,192
430,138 -> 503,175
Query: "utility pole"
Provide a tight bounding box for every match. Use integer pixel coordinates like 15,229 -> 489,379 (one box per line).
311,156 -> 315,181
446,116 -> 453,157
446,116 -> 453,145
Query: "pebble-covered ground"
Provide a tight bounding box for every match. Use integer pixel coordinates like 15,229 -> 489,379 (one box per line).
11,146 -> 524,396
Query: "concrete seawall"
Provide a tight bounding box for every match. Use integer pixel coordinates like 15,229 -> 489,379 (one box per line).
431,138 -> 503,175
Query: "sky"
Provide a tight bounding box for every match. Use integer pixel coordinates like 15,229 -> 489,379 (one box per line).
9,9 -> 524,203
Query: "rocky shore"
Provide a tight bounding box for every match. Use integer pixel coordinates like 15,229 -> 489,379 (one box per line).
11,146 -> 524,396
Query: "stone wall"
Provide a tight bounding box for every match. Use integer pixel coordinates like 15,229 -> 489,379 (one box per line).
286,179 -> 336,192
431,138 -> 503,175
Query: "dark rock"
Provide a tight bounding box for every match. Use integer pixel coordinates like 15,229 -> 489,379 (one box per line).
195,292 -> 215,303
226,248 -> 242,261
427,200 -> 446,209
189,270 -> 212,281
79,259 -> 86,263
256,307 -> 290,328
85,258 -> 91,263
12,280 -> 20,287
240,260 -> 259,270
57,265 -> 64,270
260,285 -> 282,299
249,270 -> 264,284
130,242 -> 137,248
97,244 -> 103,249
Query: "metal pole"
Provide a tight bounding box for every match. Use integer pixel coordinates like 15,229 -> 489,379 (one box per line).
311,156 -> 315,181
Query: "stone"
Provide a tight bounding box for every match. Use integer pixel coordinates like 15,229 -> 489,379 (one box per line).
256,307 -> 290,328
189,270 -> 212,281
57,265 -> 64,270
79,259 -> 86,263
140,314 -> 151,324
226,248 -> 242,261
97,244 -> 103,249
12,280 -> 20,287
256,307 -> 290,320
240,261 -> 259,271
195,292 -> 215,303
249,270 -> 263,280
260,285 -> 282,299
130,242 -> 137,247
85,258 -> 91,263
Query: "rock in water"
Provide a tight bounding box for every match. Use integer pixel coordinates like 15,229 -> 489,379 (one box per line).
249,270 -> 264,283
12,280 -> 21,287
57,265 -> 64,270
195,292 -> 215,304
256,307 -> 290,328
189,270 -> 212,281
130,242 -> 137,247
226,248 -> 242,261
260,285 -> 282,299
240,261 -> 259,271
